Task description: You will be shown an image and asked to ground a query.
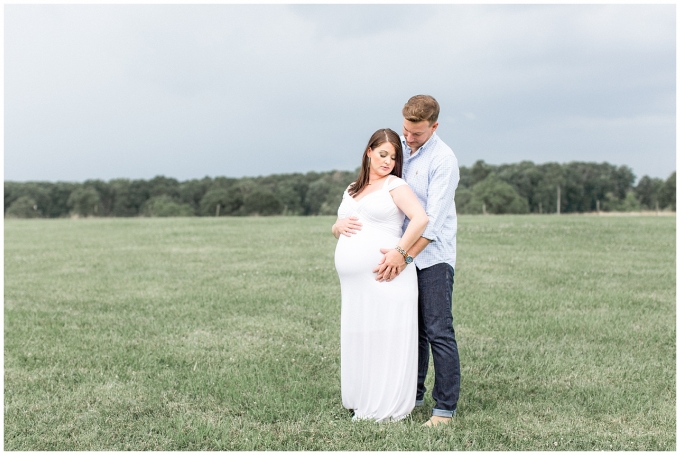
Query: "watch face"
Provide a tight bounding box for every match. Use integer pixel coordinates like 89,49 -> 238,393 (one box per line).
405,256 -> 413,264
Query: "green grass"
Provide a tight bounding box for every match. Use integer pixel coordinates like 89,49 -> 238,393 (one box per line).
4,215 -> 675,450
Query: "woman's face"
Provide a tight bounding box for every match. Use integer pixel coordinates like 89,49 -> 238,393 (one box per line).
367,141 -> 397,177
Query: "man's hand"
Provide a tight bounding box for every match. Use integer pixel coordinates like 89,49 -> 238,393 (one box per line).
373,248 -> 407,282
333,216 -> 362,237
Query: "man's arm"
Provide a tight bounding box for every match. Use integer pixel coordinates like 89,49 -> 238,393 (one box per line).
375,152 -> 459,282
407,236 -> 431,259
419,153 -> 459,243
374,236 -> 431,282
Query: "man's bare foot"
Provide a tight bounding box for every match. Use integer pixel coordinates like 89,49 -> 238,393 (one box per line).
423,415 -> 452,427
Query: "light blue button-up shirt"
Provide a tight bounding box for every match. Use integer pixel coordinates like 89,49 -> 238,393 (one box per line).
401,132 -> 460,270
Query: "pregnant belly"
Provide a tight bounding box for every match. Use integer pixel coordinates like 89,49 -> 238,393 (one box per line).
335,226 -> 400,277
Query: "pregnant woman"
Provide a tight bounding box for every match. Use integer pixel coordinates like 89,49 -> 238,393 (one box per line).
332,128 -> 428,422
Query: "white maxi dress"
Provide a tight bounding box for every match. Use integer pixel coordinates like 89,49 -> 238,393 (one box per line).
334,176 -> 418,423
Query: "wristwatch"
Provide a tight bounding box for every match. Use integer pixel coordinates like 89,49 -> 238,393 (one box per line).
395,246 -> 413,264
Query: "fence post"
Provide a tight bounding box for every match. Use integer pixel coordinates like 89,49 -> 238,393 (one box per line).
216,204 -> 221,217
557,185 -> 561,215
596,200 -> 600,214
656,201 -> 659,215
539,202 -> 542,214
482,203 -> 487,215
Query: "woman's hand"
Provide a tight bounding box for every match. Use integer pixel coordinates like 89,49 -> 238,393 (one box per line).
332,216 -> 362,239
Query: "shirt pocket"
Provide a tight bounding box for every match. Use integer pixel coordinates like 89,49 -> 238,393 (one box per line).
411,167 -> 429,193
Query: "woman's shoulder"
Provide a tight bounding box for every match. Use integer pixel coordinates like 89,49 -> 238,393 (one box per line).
386,176 -> 408,191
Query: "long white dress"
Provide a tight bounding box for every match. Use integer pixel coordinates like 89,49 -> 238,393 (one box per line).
334,176 -> 418,423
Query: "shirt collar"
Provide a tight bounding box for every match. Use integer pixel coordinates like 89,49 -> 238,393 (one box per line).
402,132 -> 438,158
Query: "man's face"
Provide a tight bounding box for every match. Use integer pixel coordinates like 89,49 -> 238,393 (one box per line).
402,119 -> 438,152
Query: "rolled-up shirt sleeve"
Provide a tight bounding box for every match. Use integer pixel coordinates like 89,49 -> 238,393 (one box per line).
421,153 -> 459,242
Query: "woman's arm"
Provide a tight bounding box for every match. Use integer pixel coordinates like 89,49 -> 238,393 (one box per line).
372,185 -> 428,281
331,218 -> 341,239
390,185 -> 428,251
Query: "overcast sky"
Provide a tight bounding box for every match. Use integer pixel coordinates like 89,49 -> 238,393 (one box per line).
5,3 -> 676,183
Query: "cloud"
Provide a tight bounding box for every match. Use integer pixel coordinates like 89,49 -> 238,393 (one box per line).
287,4 -> 424,39
4,4 -> 675,182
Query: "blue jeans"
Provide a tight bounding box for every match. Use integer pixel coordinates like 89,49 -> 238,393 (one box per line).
415,263 -> 460,417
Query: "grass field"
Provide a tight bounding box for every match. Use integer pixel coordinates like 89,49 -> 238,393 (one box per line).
4,215 -> 676,450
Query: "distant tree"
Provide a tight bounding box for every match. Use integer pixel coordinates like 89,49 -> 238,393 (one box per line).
612,165 -> 636,201
567,162 -> 613,212
47,182 -> 78,217
454,187 -> 473,214
523,166 -> 547,212
242,189 -> 282,216
67,187 -> 101,217
468,173 -> 529,214
276,177 -> 308,215
211,176 -> 239,190
496,161 -> 542,211
142,195 -> 194,217
305,179 -> 331,215
458,166 -> 472,189
635,176 -> 664,210
148,175 -> 180,199
84,179 -> 114,216
557,162 -> 614,213
601,190 -> 640,212
68,187 -> 101,216
533,163 -> 564,213
127,179 -> 152,214
179,177 -> 212,214
5,196 -> 40,218
107,179 -> 152,217
107,179 -> 128,216
621,191 -> 641,212
6,182 -> 51,217
470,160 -> 493,186
659,171 -> 676,210
2,161 -> 657,218
4,181 -> 72,217
318,191 -> 344,215
561,163 -> 589,212
199,187 -> 244,216
4,181 -> 23,213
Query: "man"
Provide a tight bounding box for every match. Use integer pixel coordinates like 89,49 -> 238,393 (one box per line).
374,94 -> 461,427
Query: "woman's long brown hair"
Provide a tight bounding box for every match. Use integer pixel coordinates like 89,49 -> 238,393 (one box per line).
348,128 -> 403,197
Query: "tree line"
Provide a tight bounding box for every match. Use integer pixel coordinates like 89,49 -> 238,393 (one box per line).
4,161 -> 675,218
456,161 -> 675,214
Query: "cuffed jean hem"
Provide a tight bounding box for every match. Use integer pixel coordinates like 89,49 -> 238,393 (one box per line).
415,399 -> 424,407
432,408 -> 455,418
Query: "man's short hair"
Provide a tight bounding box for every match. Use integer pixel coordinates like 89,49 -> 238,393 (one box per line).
402,95 -> 440,125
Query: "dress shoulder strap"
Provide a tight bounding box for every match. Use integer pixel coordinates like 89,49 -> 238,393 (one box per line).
385,176 -> 407,191
382,175 -> 394,189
